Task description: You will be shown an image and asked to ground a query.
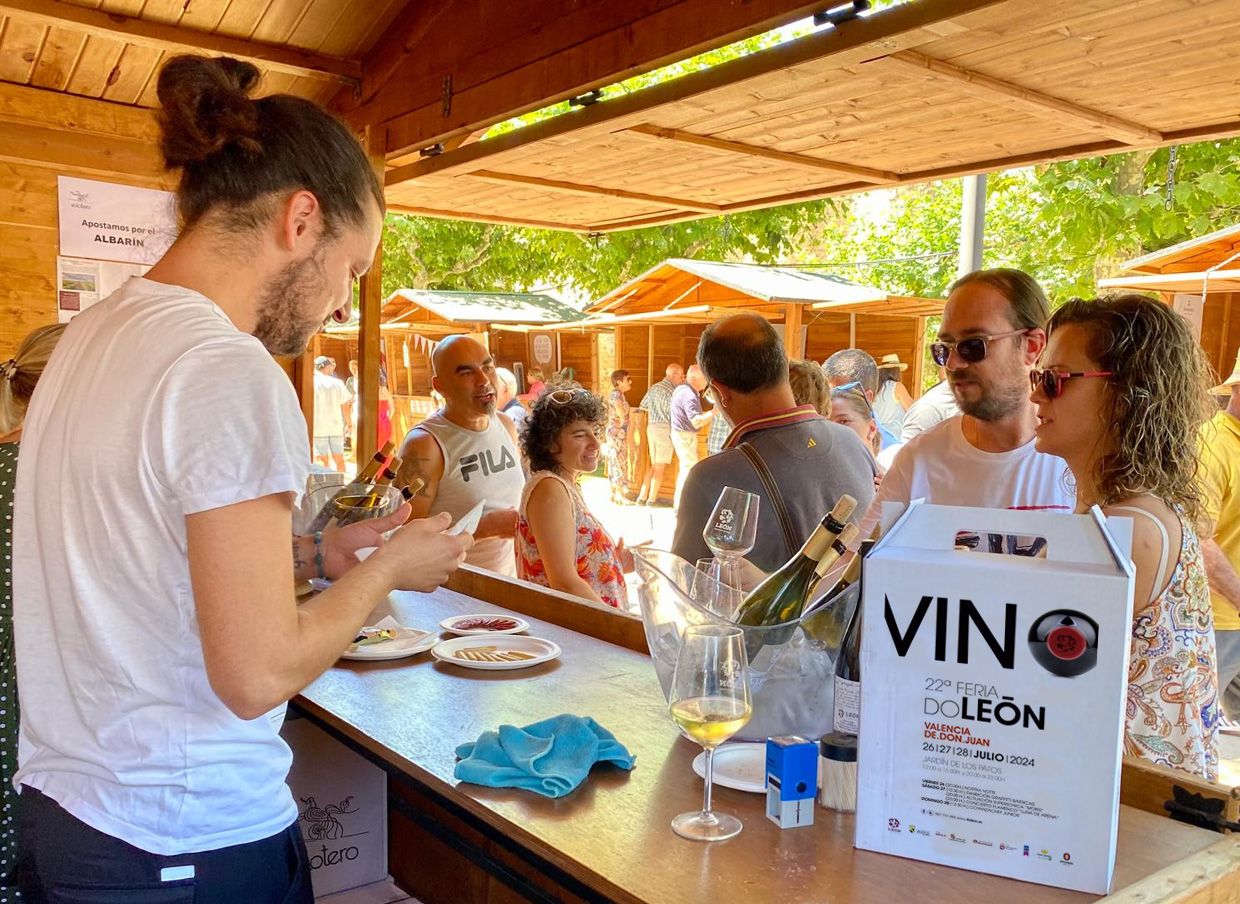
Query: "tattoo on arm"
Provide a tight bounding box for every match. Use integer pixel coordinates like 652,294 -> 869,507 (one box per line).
293,538 -> 306,571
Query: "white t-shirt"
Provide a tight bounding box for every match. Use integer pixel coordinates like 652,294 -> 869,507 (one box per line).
900,381 -> 961,442
863,415 -> 1074,536
13,278 -> 310,855
313,371 -> 348,437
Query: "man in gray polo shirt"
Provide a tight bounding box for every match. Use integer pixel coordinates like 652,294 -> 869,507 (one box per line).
673,314 -> 875,572
637,362 -> 684,505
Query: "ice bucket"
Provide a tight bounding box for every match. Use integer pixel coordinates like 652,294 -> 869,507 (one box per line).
633,548 -> 856,742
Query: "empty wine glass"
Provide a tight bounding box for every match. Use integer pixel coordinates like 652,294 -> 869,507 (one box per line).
697,487 -> 758,609
692,558 -> 743,620
669,624 -> 752,841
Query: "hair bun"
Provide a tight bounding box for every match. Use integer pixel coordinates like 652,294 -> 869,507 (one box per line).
157,55 -> 262,168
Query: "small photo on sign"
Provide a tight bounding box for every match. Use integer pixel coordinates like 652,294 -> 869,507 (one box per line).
58,291 -> 81,312
60,270 -> 97,293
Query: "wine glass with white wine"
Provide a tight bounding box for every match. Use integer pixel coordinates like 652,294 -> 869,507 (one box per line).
669,624 -> 752,841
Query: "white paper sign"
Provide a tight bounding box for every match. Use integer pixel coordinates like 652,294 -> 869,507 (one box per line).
854,502 -> 1134,895
58,176 -> 178,265
1172,292 -> 1205,341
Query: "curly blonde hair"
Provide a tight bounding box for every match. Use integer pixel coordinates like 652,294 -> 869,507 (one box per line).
1046,294 -> 1215,521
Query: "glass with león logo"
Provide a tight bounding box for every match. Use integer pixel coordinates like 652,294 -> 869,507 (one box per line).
695,487 -> 758,616
668,624 -> 752,841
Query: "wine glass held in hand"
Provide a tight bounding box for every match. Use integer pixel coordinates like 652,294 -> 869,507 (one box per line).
668,625 -> 752,842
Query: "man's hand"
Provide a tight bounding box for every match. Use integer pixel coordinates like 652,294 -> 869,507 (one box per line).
476,508 -> 518,540
320,503 -> 412,579
372,512 -> 473,592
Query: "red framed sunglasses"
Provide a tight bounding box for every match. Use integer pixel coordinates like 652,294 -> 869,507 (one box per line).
1029,368 -> 1114,400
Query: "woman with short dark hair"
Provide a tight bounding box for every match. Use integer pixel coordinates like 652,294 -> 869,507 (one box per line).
517,388 -> 631,609
1031,293 -> 1219,780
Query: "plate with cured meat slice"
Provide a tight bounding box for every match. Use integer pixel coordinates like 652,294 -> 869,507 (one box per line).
439,614 -> 530,636
431,635 -> 560,671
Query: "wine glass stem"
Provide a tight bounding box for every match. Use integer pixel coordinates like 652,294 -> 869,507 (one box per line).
701,746 -> 715,817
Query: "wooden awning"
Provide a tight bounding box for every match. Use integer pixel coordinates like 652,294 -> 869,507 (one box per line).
811,296 -> 942,317
1101,222 -> 1240,295
543,304 -> 777,330
384,0 -> 1240,233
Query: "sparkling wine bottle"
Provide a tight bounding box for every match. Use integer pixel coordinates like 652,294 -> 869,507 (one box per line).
733,495 -> 857,630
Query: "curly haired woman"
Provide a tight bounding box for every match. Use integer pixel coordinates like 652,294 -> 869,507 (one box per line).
1031,293 -> 1219,779
516,388 -> 631,610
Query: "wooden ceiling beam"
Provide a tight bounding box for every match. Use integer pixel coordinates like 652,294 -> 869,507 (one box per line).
386,203 -> 593,234
872,50 -> 1162,145
467,170 -> 721,213
624,124 -> 898,184
0,0 -> 361,87
341,0 -> 834,153
0,120 -> 163,179
0,80 -> 158,143
381,0 -> 1009,187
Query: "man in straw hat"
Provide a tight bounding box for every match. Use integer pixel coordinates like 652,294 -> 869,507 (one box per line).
1198,349 -> 1240,729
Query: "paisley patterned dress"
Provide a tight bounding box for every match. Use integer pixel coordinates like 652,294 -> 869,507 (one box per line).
516,471 -> 629,611
1122,508 -> 1219,781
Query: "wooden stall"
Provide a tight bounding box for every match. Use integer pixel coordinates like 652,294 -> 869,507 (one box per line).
546,259 -> 940,501
320,288 -> 582,443
1100,222 -> 1240,381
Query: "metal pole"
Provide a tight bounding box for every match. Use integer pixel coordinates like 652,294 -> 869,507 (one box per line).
957,174 -> 987,277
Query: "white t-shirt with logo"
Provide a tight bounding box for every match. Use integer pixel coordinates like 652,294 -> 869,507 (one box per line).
864,415 -> 1074,533
13,278 -> 310,855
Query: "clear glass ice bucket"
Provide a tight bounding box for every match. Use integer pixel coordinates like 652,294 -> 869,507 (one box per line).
633,548 -> 858,741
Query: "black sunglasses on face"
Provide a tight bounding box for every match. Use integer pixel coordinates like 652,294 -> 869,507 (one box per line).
1029,368 -> 1114,400
930,329 -> 1028,366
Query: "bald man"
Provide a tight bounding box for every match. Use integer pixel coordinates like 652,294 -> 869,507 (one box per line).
398,336 -> 523,575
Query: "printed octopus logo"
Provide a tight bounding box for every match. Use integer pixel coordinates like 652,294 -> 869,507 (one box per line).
299,795 -> 358,840
718,660 -> 743,691
70,190 -> 90,204
887,818 -> 900,832
712,508 -> 735,534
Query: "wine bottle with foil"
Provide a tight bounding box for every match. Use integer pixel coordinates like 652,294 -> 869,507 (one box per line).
833,582 -> 864,737
332,457 -> 403,526
733,495 -> 857,630
802,536 -> 875,649
308,440 -> 396,531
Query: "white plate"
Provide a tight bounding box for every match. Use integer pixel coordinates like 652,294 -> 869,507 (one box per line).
431,635 -> 560,670
439,613 -> 530,636
340,621 -> 437,661
691,742 -> 768,794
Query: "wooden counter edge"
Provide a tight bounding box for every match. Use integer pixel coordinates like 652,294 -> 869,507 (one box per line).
1102,835 -> 1240,902
446,565 -> 649,654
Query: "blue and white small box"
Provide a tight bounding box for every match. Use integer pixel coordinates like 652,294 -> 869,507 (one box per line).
765,736 -> 817,829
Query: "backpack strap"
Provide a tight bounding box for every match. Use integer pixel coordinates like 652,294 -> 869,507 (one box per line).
737,441 -> 798,560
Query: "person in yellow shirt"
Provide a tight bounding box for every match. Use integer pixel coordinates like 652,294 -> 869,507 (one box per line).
1200,351 -> 1240,728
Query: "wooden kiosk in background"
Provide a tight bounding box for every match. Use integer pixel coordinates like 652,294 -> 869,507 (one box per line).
1101,222 -> 1240,380
545,258 -> 941,502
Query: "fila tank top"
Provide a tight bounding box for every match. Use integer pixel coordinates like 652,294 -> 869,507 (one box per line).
418,411 -> 524,575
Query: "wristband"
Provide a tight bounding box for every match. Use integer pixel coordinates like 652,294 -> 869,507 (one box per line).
313,531 -> 326,580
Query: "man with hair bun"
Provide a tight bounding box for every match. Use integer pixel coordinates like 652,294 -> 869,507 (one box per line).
12,55 -> 471,901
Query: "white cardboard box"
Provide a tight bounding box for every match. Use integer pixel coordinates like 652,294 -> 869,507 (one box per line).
283,717 -> 388,898
854,502 -> 1134,895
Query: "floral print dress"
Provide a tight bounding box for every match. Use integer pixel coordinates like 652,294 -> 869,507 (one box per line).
516,471 -> 629,611
1123,508 -> 1219,781
606,389 -> 631,493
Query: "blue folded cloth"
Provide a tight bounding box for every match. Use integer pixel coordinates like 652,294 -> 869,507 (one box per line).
454,714 -> 636,798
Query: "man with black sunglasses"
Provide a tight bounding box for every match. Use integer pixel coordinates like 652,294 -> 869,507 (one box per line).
862,268 -> 1073,535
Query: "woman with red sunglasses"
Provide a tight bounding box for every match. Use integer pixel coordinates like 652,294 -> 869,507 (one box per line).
1031,293 -> 1219,780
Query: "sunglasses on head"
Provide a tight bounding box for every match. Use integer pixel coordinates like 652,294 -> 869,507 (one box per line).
1029,368 -> 1114,400
547,387 -> 592,405
831,381 -> 874,416
930,328 -> 1028,366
